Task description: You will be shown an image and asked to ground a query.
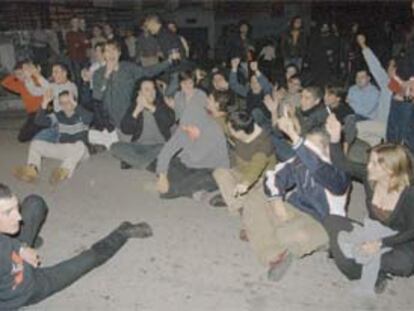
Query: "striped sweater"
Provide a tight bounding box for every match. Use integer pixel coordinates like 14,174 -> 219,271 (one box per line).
35,106 -> 93,144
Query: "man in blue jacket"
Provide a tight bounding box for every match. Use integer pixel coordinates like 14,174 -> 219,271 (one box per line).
242,113 -> 350,282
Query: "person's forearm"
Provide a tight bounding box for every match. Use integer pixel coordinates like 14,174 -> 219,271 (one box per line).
141,60 -> 170,78
35,109 -> 52,127
229,71 -> 248,97
382,229 -> 414,248
362,47 -> 389,89
257,73 -> 272,94
25,77 -> 48,96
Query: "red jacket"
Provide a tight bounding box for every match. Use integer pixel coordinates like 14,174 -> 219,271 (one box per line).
66,31 -> 90,62
1,75 -> 42,114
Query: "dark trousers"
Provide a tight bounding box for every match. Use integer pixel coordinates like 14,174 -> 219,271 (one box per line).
17,195 -> 128,307
386,99 -> 414,148
323,215 -> 414,281
160,157 -> 218,199
17,113 -> 45,143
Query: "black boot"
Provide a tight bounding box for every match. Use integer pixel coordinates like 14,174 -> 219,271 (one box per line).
209,194 -> 227,208
117,221 -> 153,239
374,271 -> 391,294
120,161 -> 133,170
91,222 -> 153,265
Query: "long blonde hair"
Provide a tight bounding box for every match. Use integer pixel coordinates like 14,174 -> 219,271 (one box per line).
370,144 -> 412,192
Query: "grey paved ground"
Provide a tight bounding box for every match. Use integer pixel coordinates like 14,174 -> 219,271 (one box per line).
0,115 -> 413,311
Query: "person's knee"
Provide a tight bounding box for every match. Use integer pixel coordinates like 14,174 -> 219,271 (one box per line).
110,142 -> 121,154
212,168 -> 227,180
110,142 -> 128,157
381,251 -> 414,277
73,142 -> 88,155
18,131 -> 30,143
22,195 -> 49,218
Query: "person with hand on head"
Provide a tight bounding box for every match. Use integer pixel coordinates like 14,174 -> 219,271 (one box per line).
13,90 -> 93,185
1,60 -> 48,142
110,78 -> 175,170
268,86 -> 329,162
0,183 -> 152,310
229,57 -> 273,126
211,111 -> 276,212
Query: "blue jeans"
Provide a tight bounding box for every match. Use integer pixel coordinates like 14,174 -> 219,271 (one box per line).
32,127 -> 59,143
110,142 -> 164,169
386,98 -> 414,150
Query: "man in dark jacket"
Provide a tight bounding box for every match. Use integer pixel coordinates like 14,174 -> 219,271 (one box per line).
270,86 -> 329,161
0,183 -> 152,310
92,40 -> 175,131
144,15 -> 186,61
110,78 -> 175,169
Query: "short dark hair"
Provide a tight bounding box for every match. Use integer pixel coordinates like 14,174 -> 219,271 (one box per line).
15,59 -> 33,70
304,86 -> 322,101
0,183 -> 13,200
227,110 -> 255,135
325,84 -> 345,100
288,73 -> 301,82
105,39 -> 121,52
58,90 -> 70,98
212,69 -> 228,82
136,78 -> 154,91
178,70 -> 196,83
355,67 -> 369,76
52,62 -> 69,74
212,90 -> 231,113
58,90 -> 77,101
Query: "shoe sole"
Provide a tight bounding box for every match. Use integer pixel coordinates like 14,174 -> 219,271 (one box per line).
13,168 -> 37,183
268,252 -> 294,282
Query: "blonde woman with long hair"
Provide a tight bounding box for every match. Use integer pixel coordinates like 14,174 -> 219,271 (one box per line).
325,114 -> 414,295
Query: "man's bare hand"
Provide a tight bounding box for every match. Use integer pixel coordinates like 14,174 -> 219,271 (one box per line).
20,246 -> 41,267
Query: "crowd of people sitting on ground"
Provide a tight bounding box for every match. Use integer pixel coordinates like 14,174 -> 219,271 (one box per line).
2,9 -> 414,308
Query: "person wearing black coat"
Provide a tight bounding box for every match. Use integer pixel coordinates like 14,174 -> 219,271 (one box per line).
110,78 -> 175,170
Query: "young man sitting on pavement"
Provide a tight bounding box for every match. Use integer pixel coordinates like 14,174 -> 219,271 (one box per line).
1,60 -> 47,142
0,183 -> 152,310
265,86 -> 329,162
211,111 -> 276,212
241,111 -> 350,282
13,90 -> 93,185
110,78 -> 175,170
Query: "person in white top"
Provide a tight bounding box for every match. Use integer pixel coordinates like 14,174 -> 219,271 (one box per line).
25,63 -> 78,113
